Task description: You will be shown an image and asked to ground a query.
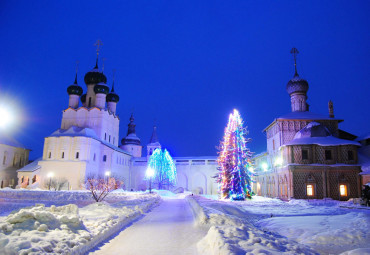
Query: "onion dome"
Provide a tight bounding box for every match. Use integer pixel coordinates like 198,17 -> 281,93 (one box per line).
80,94 -> 86,103
67,74 -> 83,96
94,82 -> 109,94
286,73 -> 309,95
84,59 -> 107,85
294,122 -> 331,139
106,82 -> 119,103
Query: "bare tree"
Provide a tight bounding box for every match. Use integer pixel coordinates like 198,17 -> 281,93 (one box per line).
43,177 -> 69,191
85,174 -> 123,202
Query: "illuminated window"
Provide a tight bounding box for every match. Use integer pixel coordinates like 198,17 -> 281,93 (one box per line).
306,184 -> 314,196
340,184 -> 347,196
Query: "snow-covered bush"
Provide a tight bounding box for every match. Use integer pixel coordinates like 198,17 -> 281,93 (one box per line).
85,174 -> 123,202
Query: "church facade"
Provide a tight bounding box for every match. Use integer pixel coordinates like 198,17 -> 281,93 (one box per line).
253,49 -> 362,200
17,56 -> 218,194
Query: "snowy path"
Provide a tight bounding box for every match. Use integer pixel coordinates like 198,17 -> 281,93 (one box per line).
91,197 -> 206,255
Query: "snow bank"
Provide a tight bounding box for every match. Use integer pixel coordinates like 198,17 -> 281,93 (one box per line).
0,193 -> 161,254
187,196 -> 316,255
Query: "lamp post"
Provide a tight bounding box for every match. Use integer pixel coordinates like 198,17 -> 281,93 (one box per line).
146,167 -> 155,193
47,172 -> 54,190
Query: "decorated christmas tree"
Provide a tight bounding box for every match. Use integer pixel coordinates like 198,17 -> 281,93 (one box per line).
147,148 -> 177,190
217,109 -> 253,200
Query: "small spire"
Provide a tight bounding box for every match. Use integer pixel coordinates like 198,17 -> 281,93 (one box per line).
328,100 -> 334,118
74,61 -> 79,84
149,124 -> 159,144
94,39 -> 103,69
290,47 -> 299,77
111,69 -> 116,92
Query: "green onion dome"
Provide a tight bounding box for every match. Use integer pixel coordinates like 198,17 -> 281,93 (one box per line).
67,75 -> 83,96
84,60 -> 107,85
106,83 -> 119,103
94,82 -> 109,94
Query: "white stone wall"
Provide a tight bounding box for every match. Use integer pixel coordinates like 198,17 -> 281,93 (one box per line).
61,107 -> 119,147
0,144 -> 29,188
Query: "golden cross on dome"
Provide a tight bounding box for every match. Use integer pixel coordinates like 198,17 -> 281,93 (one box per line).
94,39 -> 103,57
290,47 -> 299,76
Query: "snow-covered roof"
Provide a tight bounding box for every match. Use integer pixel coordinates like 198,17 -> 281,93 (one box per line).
49,126 -> 99,139
284,136 -> 360,147
277,111 -> 343,121
126,133 -> 140,141
356,132 -> 370,141
147,142 -> 161,147
17,158 -> 42,172
358,153 -> 370,175
0,134 -> 28,150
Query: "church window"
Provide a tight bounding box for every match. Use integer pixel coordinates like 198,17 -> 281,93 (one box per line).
93,153 -> 96,161
272,140 -> 275,151
62,152 -> 64,159
306,184 -> 314,196
105,133 -> 107,140
109,135 -> 111,142
113,137 -> 115,144
302,149 -> 308,160
32,175 -> 37,184
76,152 -> 79,159
347,151 -> 354,161
88,97 -> 92,108
325,150 -> 332,160
103,155 -> 107,162
19,157 -> 23,167
340,184 -> 347,196
3,152 -> 7,165
48,152 -> 51,159
13,156 -> 16,166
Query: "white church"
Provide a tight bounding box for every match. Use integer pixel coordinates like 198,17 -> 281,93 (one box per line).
17,55 -> 218,195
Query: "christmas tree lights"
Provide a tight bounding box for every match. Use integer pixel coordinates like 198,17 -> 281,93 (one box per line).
217,109 -> 253,200
147,148 -> 177,190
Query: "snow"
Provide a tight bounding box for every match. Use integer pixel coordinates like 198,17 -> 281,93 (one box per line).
188,195 -> 370,255
91,195 -> 207,255
277,111 -> 342,121
0,190 -> 160,254
284,135 -> 360,146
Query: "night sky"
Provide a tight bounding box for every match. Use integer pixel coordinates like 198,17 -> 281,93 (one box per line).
0,1 -> 369,160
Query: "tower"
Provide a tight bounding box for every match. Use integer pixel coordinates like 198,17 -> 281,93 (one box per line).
67,73 -> 83,109
286,48 -> 309,112
147,124 -> 161,159
120,114 -> 142,157
107,71 -> 119,114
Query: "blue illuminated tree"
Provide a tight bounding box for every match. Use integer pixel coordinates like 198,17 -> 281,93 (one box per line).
217,109 -> 253,200
147,148 -> 177,190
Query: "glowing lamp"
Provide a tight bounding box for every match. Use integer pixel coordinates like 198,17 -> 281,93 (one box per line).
105,171 -> 111,176
146,167 -> 155,178
47,172 -> 54,178
274,157 -> 283,166
261,162 -> 268,171
0,107 -> 13,128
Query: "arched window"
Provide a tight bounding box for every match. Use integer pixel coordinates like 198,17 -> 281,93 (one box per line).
76,152 -> 79,159
62,152 -> 64,159
93,153 -> 96,161
109,135 -> 111,142
48,152 -> 51,159
105,133 -> 107,140
88,97 -> 92,108
103,155 -> 107,162
3,151 -> 8,165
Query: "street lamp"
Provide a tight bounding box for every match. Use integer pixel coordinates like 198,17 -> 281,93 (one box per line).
105,171 -> 111,182
47,172 -> 54,190
261,162 -> 268,172
146,167 -> 155,193
0,106 -> 13,129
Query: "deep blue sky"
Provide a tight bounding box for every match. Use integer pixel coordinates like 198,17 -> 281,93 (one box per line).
0,1 -> 369,160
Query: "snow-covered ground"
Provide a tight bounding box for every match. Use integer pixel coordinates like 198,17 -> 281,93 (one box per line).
189,195 -> 370,255
0,189 -> 160,254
